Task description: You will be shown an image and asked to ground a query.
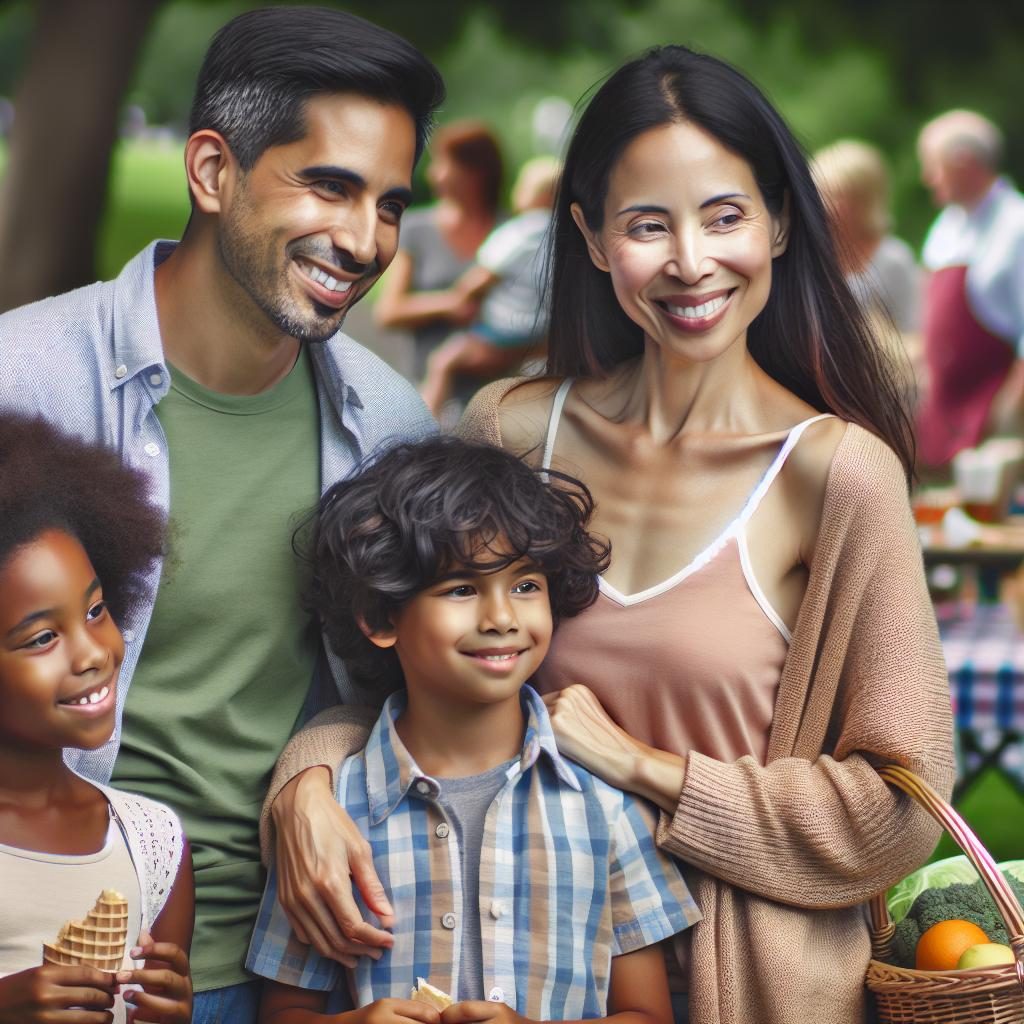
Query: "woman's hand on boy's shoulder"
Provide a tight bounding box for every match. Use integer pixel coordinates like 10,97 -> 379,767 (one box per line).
116,934 -> 191,1024
441,1000 -> 531,1024
0,963 -> 117,1022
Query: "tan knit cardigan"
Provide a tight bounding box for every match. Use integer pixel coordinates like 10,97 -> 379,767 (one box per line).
262,377 -> 956,1024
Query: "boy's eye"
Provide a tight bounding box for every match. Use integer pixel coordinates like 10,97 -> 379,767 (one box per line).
512,579 -> 542,594
444,584 -> 476,598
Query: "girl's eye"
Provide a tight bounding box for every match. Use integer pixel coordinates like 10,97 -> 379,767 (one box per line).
86,601 -> 108,622
24,630 -> 57,649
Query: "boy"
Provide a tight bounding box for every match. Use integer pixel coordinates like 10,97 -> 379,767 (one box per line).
247,436 -> 700,1023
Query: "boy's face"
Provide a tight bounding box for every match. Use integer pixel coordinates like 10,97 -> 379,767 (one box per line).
372,556 -> 553,709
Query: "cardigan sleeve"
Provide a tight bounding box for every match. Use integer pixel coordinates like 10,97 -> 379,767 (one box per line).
257,704 -> 376,866
656,429 -> 956,909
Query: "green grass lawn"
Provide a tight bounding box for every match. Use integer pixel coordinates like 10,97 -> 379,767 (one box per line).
99,139 -> 191,278
933,767 -> 1024,864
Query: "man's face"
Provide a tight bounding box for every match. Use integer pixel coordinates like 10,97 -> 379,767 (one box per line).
217,93 -> 416,343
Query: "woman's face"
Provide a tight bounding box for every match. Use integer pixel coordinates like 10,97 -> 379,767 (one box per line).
573,120 -> 789,365
427,151 -> 478,203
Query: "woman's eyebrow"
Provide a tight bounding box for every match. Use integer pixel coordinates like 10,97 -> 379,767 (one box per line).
700,191 -> 750,208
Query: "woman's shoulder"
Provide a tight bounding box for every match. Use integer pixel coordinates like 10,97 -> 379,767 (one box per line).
458,375 -> 566,456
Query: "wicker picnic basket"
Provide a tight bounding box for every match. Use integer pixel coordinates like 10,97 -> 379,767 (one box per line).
865,765 -> 1024,1024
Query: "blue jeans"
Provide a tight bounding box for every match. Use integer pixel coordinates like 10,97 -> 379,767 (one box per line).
192,979 -> 262,1024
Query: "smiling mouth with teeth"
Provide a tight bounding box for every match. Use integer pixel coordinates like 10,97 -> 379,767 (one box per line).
59,684 -> 111,707
298,260 -> 354,295
661,293 -> 730,319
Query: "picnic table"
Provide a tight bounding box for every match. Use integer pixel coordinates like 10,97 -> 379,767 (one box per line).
937,600 -> 1024,798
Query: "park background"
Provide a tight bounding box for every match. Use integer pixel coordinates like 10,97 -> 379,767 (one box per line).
0,0 -> 1021,861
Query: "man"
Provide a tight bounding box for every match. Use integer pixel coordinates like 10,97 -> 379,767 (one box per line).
916,109 -> 1024,468
0,8 -> 443,1022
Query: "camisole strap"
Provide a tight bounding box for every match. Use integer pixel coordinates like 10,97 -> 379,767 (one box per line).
541,378 -> 574,471
735,413 -> 835,527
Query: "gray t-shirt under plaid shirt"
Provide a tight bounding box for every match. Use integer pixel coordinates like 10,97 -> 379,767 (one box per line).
438,760 -> 517,1001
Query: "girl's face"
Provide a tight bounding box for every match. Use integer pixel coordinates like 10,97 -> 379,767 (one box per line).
573,120 -> 789,365
0,529 -> 123,754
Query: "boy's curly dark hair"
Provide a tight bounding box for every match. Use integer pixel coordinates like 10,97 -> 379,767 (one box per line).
0,414 -> 166,623
304,435 -> 610,691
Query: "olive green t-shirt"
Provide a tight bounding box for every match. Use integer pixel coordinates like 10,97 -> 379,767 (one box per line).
111,347 -> 320,991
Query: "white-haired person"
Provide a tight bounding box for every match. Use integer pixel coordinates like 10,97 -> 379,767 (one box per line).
916,109 -> 1024,467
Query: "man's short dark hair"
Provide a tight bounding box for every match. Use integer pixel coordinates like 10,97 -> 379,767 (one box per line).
0,414 -> 165,624
303,436 -> 610,692
189,6 -> 445,169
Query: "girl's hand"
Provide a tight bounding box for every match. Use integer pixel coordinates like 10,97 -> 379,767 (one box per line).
543,685 -> 686,812
441,1002 -> 530,1024
0,963 -> 117,1022
352,997 -> 443,1024
116,934 -> 191,1024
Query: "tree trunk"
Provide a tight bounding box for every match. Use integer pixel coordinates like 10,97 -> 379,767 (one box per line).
0,0 -> 162,312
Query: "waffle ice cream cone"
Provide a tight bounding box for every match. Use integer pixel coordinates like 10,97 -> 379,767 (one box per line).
410,978 -> 453,1009
42,889 -> 129,972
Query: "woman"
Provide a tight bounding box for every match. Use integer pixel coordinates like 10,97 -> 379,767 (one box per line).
373,119 -> 504,380
264,46 -> 955,1024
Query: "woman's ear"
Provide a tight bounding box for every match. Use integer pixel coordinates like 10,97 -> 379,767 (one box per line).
770,192 -> 791,257
570,202 -> 610,273
357,615 -> 397,649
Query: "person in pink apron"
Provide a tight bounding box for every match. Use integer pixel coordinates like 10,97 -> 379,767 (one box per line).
916,110 -> 1024,468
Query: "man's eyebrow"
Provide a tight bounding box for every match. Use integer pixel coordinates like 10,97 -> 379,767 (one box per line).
299,165 -> 413,207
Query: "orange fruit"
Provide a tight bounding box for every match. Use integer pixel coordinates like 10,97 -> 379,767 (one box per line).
915,920 -> 990,971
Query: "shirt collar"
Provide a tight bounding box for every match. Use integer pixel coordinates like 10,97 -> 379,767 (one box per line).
107,240 -> 366,416
364,684 -> 581,825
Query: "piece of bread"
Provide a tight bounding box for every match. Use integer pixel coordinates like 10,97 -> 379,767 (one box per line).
410,978 -> 453,1009
42,889 -> 129,972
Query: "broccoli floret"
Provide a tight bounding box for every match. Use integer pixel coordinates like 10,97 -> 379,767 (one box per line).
887,871 -> 1024,967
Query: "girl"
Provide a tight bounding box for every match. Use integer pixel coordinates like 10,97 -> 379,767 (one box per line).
0,413 -> 193,1023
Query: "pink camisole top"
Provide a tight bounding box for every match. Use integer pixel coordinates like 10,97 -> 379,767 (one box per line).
536,379 -> 833,767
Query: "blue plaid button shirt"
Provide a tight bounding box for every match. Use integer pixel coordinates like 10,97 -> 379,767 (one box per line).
247,686 -> 701,1018
0,241 -> 436,782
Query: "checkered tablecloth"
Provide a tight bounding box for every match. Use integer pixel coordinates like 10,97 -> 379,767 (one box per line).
937,601 -> 1024,786
938,601 -> 1024,731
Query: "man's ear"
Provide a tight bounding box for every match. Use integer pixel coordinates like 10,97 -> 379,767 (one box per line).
184,129 -> 237,216
358,615 -> 397,650
770,191 -> 791,257
570,202 -> 610,273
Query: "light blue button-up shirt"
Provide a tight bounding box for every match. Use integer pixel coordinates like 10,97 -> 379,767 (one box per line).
0,241 -> 436,782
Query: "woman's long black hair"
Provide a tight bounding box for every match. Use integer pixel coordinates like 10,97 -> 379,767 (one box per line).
547,45 -> 914,478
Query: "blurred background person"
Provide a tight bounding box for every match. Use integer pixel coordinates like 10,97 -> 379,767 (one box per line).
419,155 -> 558,417
373,119 -> 504,380
915,109 -> 1024,469
812,139 -> 922,395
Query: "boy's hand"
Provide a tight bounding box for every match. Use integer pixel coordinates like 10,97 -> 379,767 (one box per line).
354,997 -> 445,1024
0,963 -> 117,1022
116,933 -> 192,1024
441,1002 -> 530,1024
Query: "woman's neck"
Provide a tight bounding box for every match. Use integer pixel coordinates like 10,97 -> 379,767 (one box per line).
601,340 -> 774,444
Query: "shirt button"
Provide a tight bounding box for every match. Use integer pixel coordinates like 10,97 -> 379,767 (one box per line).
114,364 -> 127,379
143,442 -> 160,457
441,912 -> 456,930
489,900 -> 503,919
122,629 -> 135,643
415,781 -> 431,795
149,372 -> 163,386
488,988 -> 505,1002
435,822 -> 450,839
